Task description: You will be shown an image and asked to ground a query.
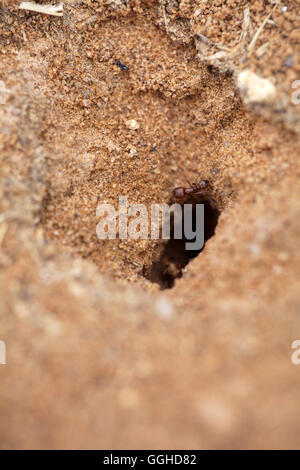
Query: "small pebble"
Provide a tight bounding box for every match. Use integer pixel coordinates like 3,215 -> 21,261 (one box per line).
155,296 -> 175,320
129,147 -> 138,157
107,140 -> 120,153
196,397 -> 235,433
126,119 -> 139,130
284,54 -> 295,68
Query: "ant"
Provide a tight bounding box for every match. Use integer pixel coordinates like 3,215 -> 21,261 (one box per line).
173,179 -> 211,202
162,256 -> 183,279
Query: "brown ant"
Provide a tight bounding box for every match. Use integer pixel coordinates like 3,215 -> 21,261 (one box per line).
173,179 -> 211,202
162,256 -> 183,279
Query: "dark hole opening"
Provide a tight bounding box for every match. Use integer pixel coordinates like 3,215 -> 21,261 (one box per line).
144,196 -> 220,289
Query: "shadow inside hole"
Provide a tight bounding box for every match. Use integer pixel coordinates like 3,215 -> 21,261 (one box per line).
144,196 -> 220,289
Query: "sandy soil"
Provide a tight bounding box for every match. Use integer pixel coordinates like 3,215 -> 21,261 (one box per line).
0,0 -> 300,449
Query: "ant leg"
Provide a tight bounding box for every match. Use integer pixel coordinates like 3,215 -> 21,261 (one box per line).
186,179 -> 197,187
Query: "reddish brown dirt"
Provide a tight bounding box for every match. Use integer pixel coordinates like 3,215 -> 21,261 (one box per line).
0,0 -> 300,449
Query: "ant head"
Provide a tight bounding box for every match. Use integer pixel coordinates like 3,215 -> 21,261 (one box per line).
199,179 -> 210,190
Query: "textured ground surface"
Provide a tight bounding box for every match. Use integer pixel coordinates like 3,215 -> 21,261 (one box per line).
0,0 -> 300,449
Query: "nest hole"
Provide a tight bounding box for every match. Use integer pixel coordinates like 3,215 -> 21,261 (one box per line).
144,196 -> 220,289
